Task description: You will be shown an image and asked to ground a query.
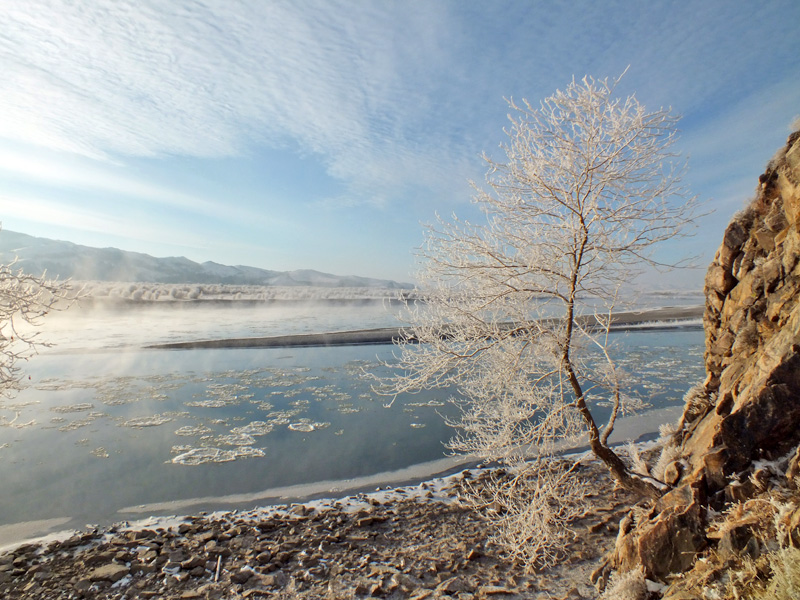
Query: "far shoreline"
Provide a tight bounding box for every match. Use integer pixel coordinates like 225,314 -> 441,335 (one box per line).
147,305 -> 704,350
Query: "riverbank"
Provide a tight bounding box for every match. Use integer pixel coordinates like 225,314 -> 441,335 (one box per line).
147,305 -> 703,350
0,454 -> 638,599
0,404 -> 681,552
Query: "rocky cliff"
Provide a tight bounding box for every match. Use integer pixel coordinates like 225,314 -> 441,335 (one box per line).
604,129 -> 800,598
690,128 -> 800,493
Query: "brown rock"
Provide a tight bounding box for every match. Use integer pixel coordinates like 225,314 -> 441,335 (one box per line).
88,563 -> 130,583
663,461 -> 683,486
181,555 -> 206,570
230,568 -> 254,584
261,571 -> 288,588
437,576 -> 471,594
718,522 -> 759,560
705,264 -> 737,295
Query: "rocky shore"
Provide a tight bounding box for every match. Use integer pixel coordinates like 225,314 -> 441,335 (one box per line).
0,457 -> 636,600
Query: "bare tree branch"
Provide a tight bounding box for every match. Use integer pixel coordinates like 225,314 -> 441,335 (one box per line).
373,74 -> 696,567
0,258 -> 73,398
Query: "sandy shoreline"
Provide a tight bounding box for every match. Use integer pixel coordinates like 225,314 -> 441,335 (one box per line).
147,305 -> 703,350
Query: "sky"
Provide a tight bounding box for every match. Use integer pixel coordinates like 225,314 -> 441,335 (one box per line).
0,0 -> 798,288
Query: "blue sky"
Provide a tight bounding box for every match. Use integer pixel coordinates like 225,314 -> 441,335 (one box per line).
0,0 -> 798,288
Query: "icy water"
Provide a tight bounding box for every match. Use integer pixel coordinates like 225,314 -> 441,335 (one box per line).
0,299 -> 705,540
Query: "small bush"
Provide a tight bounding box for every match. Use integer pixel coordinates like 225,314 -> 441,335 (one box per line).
599,566 -> 647,600
756,546 -> 800,600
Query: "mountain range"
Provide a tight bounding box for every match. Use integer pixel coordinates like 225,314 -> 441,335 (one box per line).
0,230 -> 411,289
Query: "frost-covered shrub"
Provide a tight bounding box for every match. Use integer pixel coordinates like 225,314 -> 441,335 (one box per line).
599,567 -> 647,600
757,546 -> 800,600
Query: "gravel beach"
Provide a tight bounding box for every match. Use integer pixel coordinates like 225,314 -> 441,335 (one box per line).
0,456 -> 637,600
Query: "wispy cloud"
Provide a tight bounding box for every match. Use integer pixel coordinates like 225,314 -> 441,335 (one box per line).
0,1 -> 473,207
1,0 -> 798,214
0,145 -> 255,220
0,192 -> 207,250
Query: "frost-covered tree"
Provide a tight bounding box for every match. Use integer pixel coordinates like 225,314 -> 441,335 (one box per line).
0,259 -> 71,398
379,75 -> 697,566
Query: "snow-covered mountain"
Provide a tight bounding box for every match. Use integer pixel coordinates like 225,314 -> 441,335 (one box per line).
0,230 -> 412,289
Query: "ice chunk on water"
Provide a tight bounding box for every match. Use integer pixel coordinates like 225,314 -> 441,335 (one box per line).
171,447 -> 236,465
213,433 -> 257,446
50,403 -> 95,413
184,400 -> 228,408
288,422 -> 315,432
58,418 -> 94,432
175,425 -> 213,437
231,421 -> 274,436
170,446 -> 265,466
119,415 -> 173,428
91,447 -> 110,458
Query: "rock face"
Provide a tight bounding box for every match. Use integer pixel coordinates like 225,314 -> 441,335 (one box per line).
609,130 -> 800,586
686,129 -> 800,495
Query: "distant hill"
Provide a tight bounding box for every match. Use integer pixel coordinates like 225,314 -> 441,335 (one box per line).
0,230 -> 412,289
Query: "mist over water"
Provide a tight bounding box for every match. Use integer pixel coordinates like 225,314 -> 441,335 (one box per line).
0,297 -> 705,542
34,299 -> 410,351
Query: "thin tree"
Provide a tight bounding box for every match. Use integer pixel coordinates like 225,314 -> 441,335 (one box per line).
379,75 -> 697,566
0,258 -> 71,398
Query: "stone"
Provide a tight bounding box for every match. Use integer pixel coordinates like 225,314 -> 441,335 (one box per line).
261,571 -> 288,588
437,576 -> 471,594
477,585 -> 516,595
230,568 -> 254,584
718,522 -> 759,560
88,563 -> 130,583
663,461 -> 683,486
705,264 -> 737,296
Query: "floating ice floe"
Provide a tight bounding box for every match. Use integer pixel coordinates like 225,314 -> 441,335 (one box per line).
213,433 -> 257,446
58,418 -> 94,432
288,421 -> 330,433
174,425 -> 213,437
90,447 -> 110,458
288,422 -> 315,432
50,403 -> 95,413
119,415 -> 173,428
170,446 -> 265,466
184,400 -> 228,408
231,421 -> 274,436
406,400 -> 445,407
